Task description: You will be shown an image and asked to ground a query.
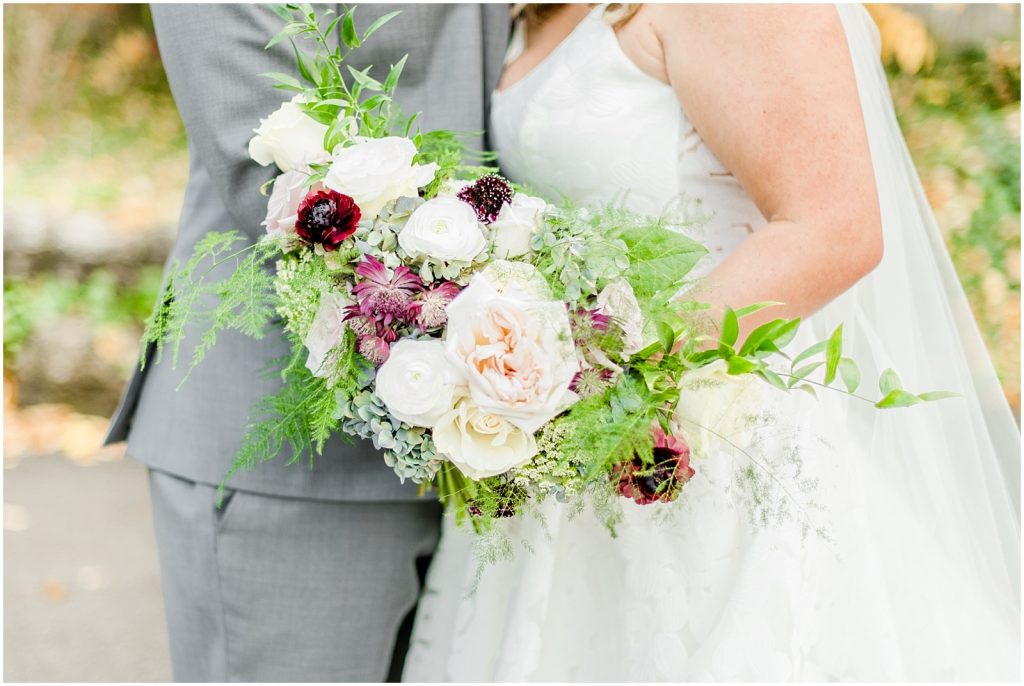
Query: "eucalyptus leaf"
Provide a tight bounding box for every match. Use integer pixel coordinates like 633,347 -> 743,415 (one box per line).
791,339 -> 828,370
837,357 -> 861,394
876,389 -> 922,408
918,391 -> 960,402
757,367 -> 787,391
734,301 -> 784,318
341,10 -> 360,49
656,319 -> 676,354
271,4 -> 294,22
720,307 -> 739,348
788,361 -> 824,387
291,41 -> 316,85
823,325 -> 843,385
363,10 -> 402,41
384,54 -> 408,93
347,65 -> 383,91
879,368 -> 902,395
726,355 -> 757,375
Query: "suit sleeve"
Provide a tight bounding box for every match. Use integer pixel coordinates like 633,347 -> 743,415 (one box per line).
150,3 -> 321,237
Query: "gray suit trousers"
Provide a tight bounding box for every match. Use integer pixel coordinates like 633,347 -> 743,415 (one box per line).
148,468 -> 441,682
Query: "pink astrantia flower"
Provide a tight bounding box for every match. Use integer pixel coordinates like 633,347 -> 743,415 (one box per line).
569,367 -> 615,398
569,306 -> 612,344
614,427 -> 694,505
350,255 -> 424,326
407,281 -> 461,331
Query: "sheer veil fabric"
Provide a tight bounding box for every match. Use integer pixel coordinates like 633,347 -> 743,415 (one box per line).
402,5 -> 1020,681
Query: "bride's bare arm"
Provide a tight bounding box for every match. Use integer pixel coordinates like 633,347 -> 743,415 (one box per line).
648,4 -> 883,339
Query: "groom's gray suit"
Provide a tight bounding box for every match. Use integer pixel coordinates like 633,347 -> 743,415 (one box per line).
106,4 -> 508,681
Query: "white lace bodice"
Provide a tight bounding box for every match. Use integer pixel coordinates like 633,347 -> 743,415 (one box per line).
490,5 -> 765,276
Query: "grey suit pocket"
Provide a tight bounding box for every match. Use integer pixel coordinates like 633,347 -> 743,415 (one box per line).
213,488 -> 243,532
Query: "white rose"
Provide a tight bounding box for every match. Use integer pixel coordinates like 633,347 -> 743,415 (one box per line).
596,279 -> 645,355
433,395 -> 538,480
375,339 -> 457,428
304,290 -> 351,378
324,136 -> 438,218
490,193 -> 547,259
248,96 -> 329,172
398,196 -> 486,263
444,272 -> 579,433
674,360 -> 764,457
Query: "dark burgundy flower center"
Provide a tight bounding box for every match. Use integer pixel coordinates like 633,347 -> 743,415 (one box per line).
307,198 -> 336,231
457,174 -> 514,224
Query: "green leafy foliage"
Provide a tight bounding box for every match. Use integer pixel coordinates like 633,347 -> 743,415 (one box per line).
217,328 -> 352,504
611,214 -> 707,302
139,232 -> 280,379
263,4 -> 414,143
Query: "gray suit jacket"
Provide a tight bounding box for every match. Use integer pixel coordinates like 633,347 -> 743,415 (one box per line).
106,3 -> 510,501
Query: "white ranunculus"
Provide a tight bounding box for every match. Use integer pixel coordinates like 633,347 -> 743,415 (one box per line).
596,279 -> 645,355
433,395 -> 538,480
444,272 -> 579,433
304,290 -> 351,378
489,193 -> 547,259
674,360 -> 764,457
248,96 -> 329,172
398,196 -> 486,263
375,339 -> 457,428
323,136 -> 438,218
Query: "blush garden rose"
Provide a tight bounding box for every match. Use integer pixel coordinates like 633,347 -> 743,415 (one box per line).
443,270 -> 579,434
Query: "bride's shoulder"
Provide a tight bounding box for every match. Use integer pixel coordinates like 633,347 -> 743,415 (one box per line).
644,4 -> 846,50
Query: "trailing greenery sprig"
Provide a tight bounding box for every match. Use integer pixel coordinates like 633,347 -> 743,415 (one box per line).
140,232 -> 281,379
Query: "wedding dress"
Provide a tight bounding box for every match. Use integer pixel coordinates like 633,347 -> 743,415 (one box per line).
403,5 -> 1021,681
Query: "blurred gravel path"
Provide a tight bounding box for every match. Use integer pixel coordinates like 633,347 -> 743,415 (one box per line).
4,454 -> 171,682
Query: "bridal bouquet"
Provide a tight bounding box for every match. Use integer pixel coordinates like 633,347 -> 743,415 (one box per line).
144,5 -> 951,532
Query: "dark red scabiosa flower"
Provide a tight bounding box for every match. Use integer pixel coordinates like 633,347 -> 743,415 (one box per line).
350,255 -> 424,326
456,174 -> 514,224
570,367 -> 616,398
407,281 -> 461,331
613,427 -> 694,505
295,189 -> 361,251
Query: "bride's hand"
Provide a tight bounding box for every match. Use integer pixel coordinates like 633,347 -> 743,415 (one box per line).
645,5 -> 884,343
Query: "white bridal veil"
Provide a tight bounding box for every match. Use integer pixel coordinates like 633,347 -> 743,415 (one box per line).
827,5 -> 1020,611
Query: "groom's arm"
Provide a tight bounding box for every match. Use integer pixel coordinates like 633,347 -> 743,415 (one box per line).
151,3 -> 300,237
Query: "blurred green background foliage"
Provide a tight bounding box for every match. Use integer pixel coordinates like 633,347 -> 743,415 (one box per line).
2,4 -> 1020,462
